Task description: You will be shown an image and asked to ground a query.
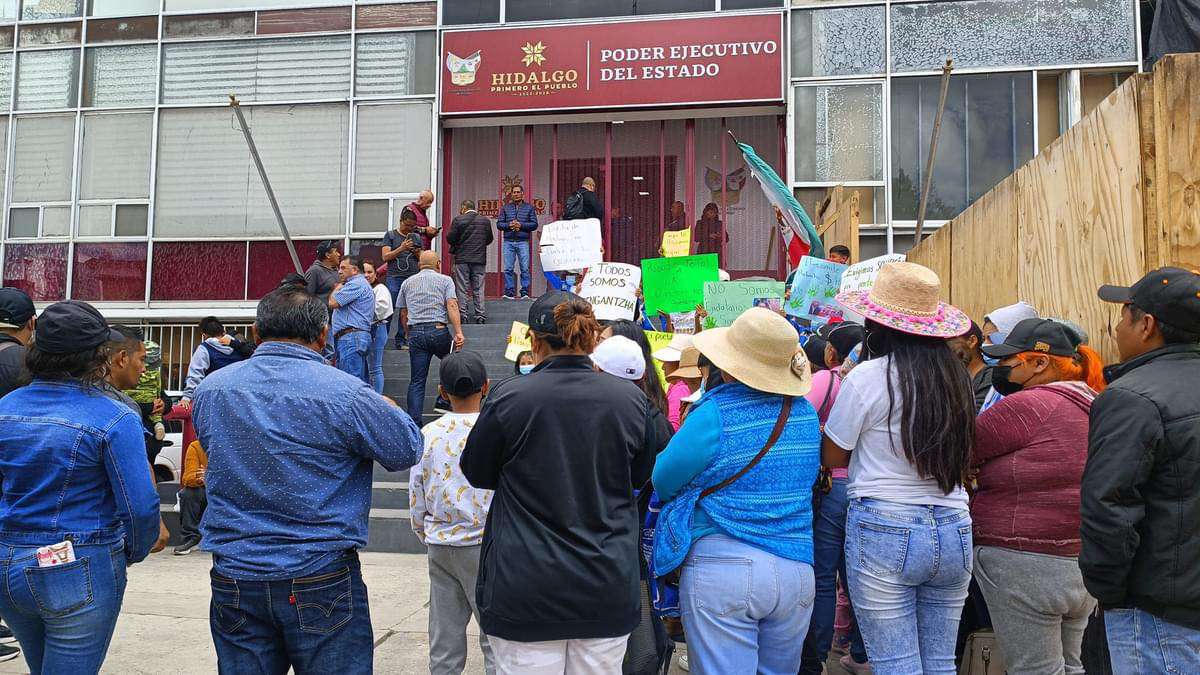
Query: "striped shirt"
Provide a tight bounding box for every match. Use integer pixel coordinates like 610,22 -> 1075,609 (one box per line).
397,269 -> 456,325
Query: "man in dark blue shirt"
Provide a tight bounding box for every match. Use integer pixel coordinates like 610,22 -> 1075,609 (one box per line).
497,185 -> 539,299
193,285 -> 422,674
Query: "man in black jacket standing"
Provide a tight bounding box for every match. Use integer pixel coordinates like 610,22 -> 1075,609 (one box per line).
446,200 -> 494,325
0,287 -> 35,400
1082,266 -> 1200,673
461,292 -> 667,673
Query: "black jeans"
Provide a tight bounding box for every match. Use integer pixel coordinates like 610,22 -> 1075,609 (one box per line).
179,486 -> 207,545
406,324 -> 452,423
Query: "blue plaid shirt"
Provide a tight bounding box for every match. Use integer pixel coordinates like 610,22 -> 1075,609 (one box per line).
193,341 -> 423,580
331,273 -> 375,335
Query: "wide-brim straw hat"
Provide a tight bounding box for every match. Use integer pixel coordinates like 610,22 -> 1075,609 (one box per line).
668,346 -> 702,380
836,262 -> 969,339
693,307 -> 812,397
651,333 -> 693,363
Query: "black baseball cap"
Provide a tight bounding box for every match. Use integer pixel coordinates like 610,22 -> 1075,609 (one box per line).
35,300 -> 124,355
982,318 -> 1080,359
0,287 -> 35,329
316,240 -> 340,258
439,351 -> 488,398
528,290 -> 585,336
1098,267 -> 1200,335
823,322 -> 864,359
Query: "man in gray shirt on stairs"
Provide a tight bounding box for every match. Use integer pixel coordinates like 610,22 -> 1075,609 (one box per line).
397,251 -> 466,424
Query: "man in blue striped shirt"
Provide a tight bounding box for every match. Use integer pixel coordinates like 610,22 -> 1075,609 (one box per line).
398,250 -> 466,423
329,255 -> 375,384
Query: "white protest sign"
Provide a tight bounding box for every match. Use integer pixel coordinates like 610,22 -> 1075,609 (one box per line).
579,262 -> 641,321
838,254 -> 906,323
537,218 -> 603,271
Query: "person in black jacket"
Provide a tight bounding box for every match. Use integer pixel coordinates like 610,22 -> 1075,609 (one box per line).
1082,267 -> 1200,673
0,287 -> 35,400
447,200 -> 494,325
566,177 -> 604,221
461,291 -> 667,673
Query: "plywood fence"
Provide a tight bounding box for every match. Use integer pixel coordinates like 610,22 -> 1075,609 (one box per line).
818,185 -> 861,263
907,53 -> 1200,364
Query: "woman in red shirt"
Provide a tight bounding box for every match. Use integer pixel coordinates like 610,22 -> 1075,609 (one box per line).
971,318 -> 1106,675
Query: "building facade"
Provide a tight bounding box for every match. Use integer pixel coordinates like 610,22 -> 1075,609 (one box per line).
0,0 -> 1142,321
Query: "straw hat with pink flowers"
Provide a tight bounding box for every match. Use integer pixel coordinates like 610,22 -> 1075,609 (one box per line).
835,262 -> 969,338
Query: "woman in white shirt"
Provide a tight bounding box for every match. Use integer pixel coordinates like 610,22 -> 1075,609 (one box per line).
822,263 -> 976,674
363,261 -> 394,394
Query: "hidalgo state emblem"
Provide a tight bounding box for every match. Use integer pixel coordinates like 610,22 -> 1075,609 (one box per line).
446,50 -> 482,86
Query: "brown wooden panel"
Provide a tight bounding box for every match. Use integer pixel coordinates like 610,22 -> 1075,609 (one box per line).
87,16 -> 159,43
948,175 -> 1019,326
18,21 -> 81,47
1136,74 -> 1163,271
257,6 -> 351,35
355,2 -> 436,29
906,226 -> 953,303
164,12 -> 255,39
1152,54 -> 1200,269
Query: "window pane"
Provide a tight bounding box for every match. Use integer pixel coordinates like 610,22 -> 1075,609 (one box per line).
88,0 -> 159,16
891,0 -> 1137,73
42,206 -> 70,235
891,72 -> 1034,221
114,203 -> 147,235
355,32 -> 436,96
0,1 -> 15,21
16,49 -> 81,110
2,242 -> 67,301
78,203 -> 111,235
7,207 -> 37,237
161,36 -> 352,104
354,103 -> 431,195
150,241 -> 246,301
723,0 -> 781,6
81,113 -> 152,199
12,115 -> 75,202
794,84 -> 883,182
790,6 -> 884,77
0,120 -> 8,211
246,240 -> 321,299
505,0 -> 711,21
21,0 -> 81,20
163,13 -> 255,39
165,0 -> 338,9
0,54 -> 11,111
352,199 -> 388,233
18,21 -> 81,48
72,241 -> 147,301
155,104 -> 349,237
83,45 -> 157,107
442,0 -> 498,24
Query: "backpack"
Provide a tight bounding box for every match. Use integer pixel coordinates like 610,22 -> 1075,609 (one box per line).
958,629 -> 1006,675
563,188 -> 586,219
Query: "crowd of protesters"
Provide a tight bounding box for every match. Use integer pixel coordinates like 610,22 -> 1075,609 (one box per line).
0,232 -> 1199,675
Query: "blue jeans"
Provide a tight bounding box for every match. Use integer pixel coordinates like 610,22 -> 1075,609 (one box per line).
802,478 -> 868,672
385,275 -> 409,348
368,322 -> 388,394
407,324 -> 452,423
502,239 -> 530,297
1106,607 -> 1200,673
210,551 -> 373,675
845,498 -> 972,674
334,330 -> 370,384
0,538 -> 128,673
680,534 -> 815,675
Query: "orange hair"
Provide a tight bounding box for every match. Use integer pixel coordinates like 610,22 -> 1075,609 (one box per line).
1015,344 -> 1106,393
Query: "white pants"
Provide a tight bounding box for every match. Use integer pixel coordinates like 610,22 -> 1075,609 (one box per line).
488,634 -> 629,675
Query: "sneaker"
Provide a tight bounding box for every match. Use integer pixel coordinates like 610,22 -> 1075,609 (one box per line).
502,294 -> 516,300
0,624 -> 15,644
840,654 -> 872,674
677,653 -> 689,672
475,317 -> 487,324
0,644 -> 20,662
173,540 -> 200,556
520,293 -> 533,300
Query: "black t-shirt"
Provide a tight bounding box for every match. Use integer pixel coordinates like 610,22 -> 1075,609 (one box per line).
382,229 -> 424,279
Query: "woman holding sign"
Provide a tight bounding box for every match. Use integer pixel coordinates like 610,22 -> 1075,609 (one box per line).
652,308 -> 821,674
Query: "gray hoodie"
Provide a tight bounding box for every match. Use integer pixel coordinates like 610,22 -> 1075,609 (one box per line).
183,337 -> 237,400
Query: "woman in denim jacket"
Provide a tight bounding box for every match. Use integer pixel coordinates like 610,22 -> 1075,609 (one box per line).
0,300 -> 160,674
652,308 -> 821,674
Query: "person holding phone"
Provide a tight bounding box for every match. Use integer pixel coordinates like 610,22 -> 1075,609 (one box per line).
382,209 -> 426,349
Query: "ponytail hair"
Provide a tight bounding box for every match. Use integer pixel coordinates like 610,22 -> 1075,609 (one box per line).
1014,344 -> 1107,393
533,299 -> 599,354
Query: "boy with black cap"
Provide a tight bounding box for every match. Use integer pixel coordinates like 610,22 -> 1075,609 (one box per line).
0,287 -> 35,399
409,351 -> 496,675
1081,266 -> 1200,672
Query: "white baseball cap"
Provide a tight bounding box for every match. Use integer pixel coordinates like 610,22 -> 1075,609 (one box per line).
592,336 -> 646,381
651,333 -> 694,363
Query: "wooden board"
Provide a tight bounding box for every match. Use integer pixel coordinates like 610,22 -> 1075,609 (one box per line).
1017,79 -> 1145,364
257,6 -> 352,34
949,174 -> 1019,325
1136,74 -> 1163,270
818,185 -> 860,263
355,2 -> 437,29
1152,54 -> 1200,268
909,226 -> 953,303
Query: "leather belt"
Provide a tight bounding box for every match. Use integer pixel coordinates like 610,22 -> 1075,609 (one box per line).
334,327 -> 364,339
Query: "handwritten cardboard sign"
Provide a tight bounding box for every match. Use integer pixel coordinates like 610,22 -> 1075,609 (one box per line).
641,254 -> 719,315
504,321 -> 531,362
644,330 -> 673,391
786,256 -> 847,324
578,262 -> 641,321
538,218 -> 603,271
839,254 -> 907,294
702,281 -> 786,328
661,228 -> 692,257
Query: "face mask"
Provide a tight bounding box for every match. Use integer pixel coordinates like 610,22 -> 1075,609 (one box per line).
990,365 -> 1032,397
518,364 -> 534,376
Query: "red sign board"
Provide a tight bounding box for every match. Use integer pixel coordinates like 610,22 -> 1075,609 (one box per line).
441,13 -> 784,115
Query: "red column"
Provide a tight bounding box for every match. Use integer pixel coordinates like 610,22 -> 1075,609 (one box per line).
659,120 -> 666,239
604,123 -> 613,253
720,117 -> 728,267
685,118 -> 696,255
440,128 -> 453,272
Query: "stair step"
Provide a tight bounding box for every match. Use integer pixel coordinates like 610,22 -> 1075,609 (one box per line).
159,505 -> 427,554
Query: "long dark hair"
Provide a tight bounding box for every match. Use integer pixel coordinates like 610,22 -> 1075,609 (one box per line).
606,319 -> 669,415
864,319 -> 975,494
24,343 -> 109,386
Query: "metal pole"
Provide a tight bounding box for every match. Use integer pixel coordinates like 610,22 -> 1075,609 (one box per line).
229,95 -> 303,275
914,59 -> 954,246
